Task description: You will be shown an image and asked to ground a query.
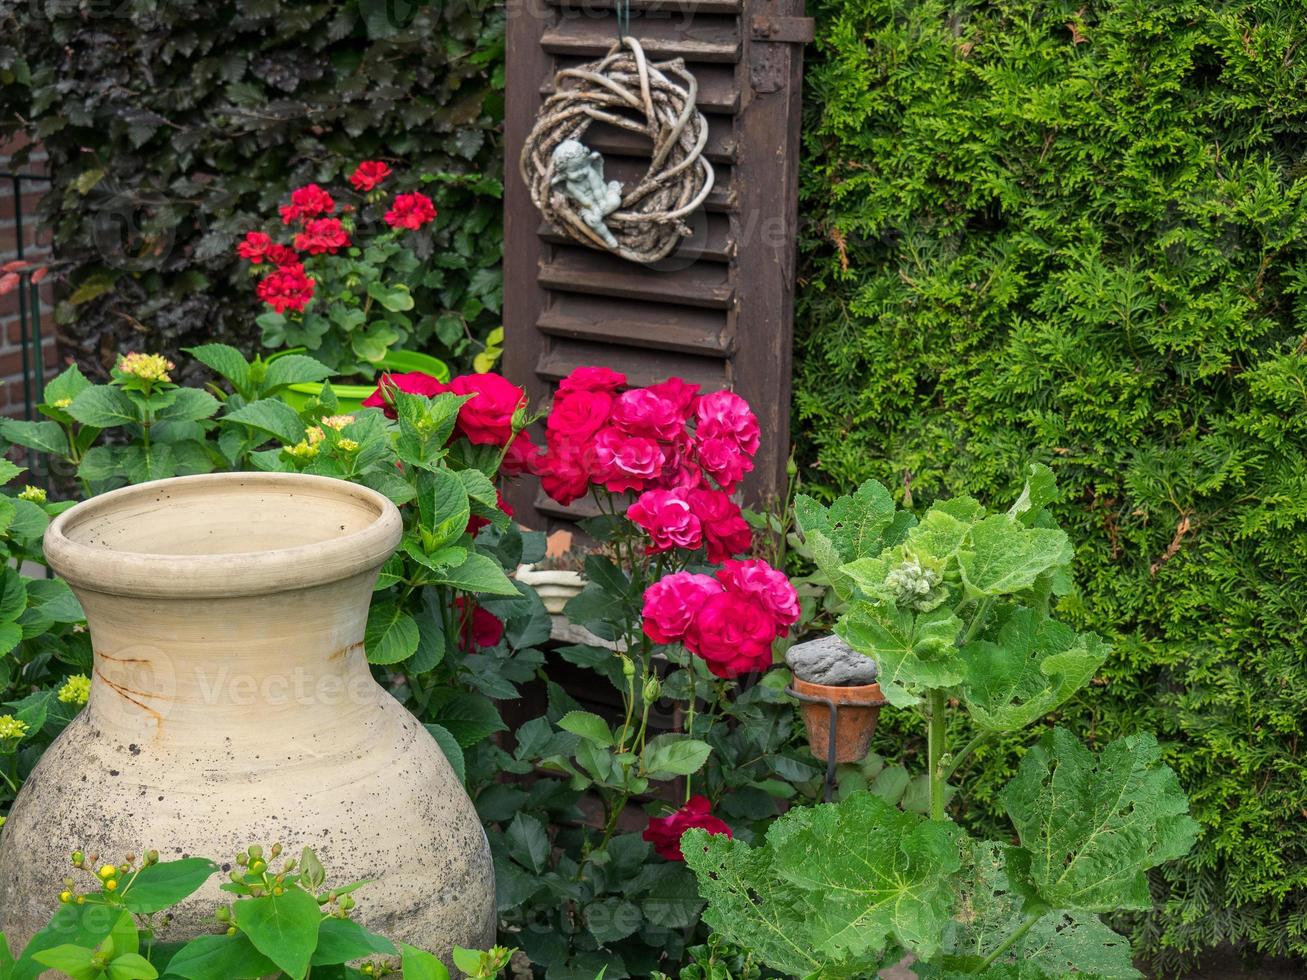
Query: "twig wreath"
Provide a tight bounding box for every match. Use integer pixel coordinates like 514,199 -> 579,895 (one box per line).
520,35 -> 715,265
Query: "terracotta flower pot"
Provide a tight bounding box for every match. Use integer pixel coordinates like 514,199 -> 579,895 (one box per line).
792,675 -> 885,764
0,473 -> 494,962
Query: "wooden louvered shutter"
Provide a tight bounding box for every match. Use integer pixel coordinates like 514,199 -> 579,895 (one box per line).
503,0 -> 812,526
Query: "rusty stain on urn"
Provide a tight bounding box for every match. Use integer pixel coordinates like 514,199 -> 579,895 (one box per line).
0,473 -> 495,973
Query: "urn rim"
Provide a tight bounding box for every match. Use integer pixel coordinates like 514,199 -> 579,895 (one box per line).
44,472 -> 404,598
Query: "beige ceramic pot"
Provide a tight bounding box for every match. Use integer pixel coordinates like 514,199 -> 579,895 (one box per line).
0,473 -> 494,962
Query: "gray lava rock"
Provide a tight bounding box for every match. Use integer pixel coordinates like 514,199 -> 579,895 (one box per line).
786,634 -> 878,686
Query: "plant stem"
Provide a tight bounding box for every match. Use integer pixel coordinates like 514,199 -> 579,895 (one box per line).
944,731 -> 993,780
979,911 -> 1043,969
927,688 -> 947,821
961,597 -> 993,645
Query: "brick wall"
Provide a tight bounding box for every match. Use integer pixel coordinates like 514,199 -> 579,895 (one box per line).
0,135 -> 58,419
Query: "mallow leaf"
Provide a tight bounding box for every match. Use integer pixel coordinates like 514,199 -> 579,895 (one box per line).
904,496 -> 985,564
957,605 -> 1109,732
767,792 -> 964,961
1001,729 -> 1199,914
796,480 -> 913,564
838,605 -> 962,706
1006,463 -> 1059,526
958,515 -> 1073,599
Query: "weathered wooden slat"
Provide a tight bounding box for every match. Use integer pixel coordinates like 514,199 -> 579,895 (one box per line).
538,247 -> 735,308
538,210 -> 733,262
540,15 -> 742,63
537,338 -> 729,390
542,56 -> 740,113
538,293 -> 731,355
591,156 -> 735,212
579,118 -> 736,164
547,0 -> 742,14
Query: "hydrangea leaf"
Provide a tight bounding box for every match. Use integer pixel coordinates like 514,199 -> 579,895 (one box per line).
958,514 -> 1073,598
957,605 -> 1109,732
838,605 -> 962,705
1001,729 -> 1199,913
942,841 -> 1140,979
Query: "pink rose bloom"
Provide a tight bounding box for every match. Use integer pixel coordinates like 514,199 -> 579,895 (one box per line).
646,377 -> 700,415
591,427 -> 664,493
362,371 -> 447,419
642,572 -> 720,645
447,373 -> 526,446
656,433 -> 703,492
717,559 -> 800,637
686,489 -> 752,562
643,796 -> 732,862
685,592 -> 777,678
547,389 -> 612,442
558,366 -> 626,393
535,439 -> 591,506
696,390 -> 760,456
628,489 -> 702,553
697,436 -> 754,493
611,388 -> 685,441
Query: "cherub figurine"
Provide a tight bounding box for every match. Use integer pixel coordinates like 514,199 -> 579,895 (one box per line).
551,138 -> 622,248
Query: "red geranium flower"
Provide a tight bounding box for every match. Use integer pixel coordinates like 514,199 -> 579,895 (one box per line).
293,217 -> 351,255
350,161 -> 392,192
384,191 -> 437,230
256,263 -> 316,314
279,184 -> 335,224
643,796 -> 732,861
237,231 -> 275,263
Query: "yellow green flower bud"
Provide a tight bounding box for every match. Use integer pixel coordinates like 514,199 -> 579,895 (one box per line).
18,485 -> 46,503
336,438 -> 360,453
116,352 -> 175,384
52,397 -> 73,410
98,865 -> 117,880
59,890 -> 72,904
58,675 -> 91,706
104,879 -> 117,891
320,415 -> 355,431
0,715 -> 28,741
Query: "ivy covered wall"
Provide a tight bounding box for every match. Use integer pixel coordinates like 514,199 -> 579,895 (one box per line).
793,0 -> 1307,968
0,0 -> 505,378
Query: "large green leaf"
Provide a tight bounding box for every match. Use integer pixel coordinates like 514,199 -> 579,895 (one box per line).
233,888 -> 322,979
425,551 -> 519,596
958,515 -> 1073,599
222,399 -> 306,445
309,918 -> 396,966
185,344 -> 251,391
641,734 -> 712,777
154,388 -> 219,423
364,602 -> 420,665
838,605 -> 962,706
795,479 -> 902,563
122,858 -> 218,914
0,567 -> 27,623
428,690 -> 507,747
1001,729 -> 1199,914
399,944 -> 450,980
162,932 -> 279,980
262,354 -> 334,391
424,722 -> 466,783
68,385 -> 139,428
957,605 -> 1109,732
0,419 -> 69,457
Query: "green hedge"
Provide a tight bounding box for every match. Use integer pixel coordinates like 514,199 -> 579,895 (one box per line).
0,0 -> 504,378
794,0 -> 1307,969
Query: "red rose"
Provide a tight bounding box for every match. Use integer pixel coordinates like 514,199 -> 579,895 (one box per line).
686,489 -> 752,562
535,442 -> 591,506
547,389 -> 613,442
448,373 -> 526,446
696,390 -> 760,456
685,592 -> 777,678
643,796 -> 732,862
256,263 -> 316,314
293,217 -> 351,255
361,371 -> 447,418
279,183 -> 335,224
454,597 -> 504,650
716,559 -> 800,638
384,191 -> 437,230
350,160 -> 392,191
646,377 -> 700,415
611,388 -> 684,441
696,436 -> 754,494
500,430 -> 537,477
627,489 -> 702,553
591,427 -> 664,493
642,572 -> 719,645
558,366 -> 626,394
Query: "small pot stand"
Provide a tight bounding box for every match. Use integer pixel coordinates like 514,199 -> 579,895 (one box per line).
786,685 -> 892,802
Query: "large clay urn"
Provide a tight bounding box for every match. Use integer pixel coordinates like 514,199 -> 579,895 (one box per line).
0,473 -> 494,961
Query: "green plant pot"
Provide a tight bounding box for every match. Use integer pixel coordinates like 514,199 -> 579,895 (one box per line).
277,349 -> 451,413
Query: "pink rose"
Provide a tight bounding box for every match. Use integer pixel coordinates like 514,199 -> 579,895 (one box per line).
642,572 -> 719,645
646,377 -> 700,415
685,592 -> 777,678
656,433 -> 703,492
591,427 -> 664,493
448,373 -> 526,446
716,559 -> 800,638
558,366 -> 626,393
686,489 -> 752,562
547,389 -> 612,442
696,390 -> 760,456
362,371 -> 447,419
611,388 -> 685,441
643,796 -> 732,861
696,436 -> 754,493
627,489 -> 702,553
